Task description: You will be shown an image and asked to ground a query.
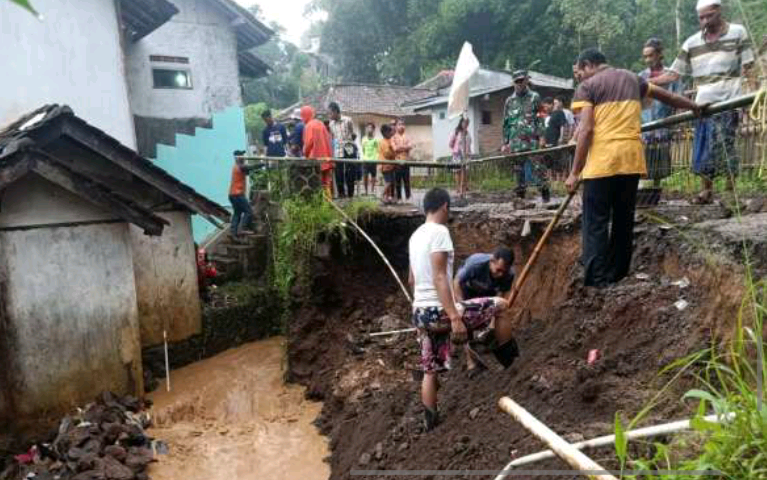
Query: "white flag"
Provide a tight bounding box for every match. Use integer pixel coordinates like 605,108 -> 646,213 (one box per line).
447,42 -> 480,120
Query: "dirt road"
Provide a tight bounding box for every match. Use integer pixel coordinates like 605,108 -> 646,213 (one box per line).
147,337 -> 329,480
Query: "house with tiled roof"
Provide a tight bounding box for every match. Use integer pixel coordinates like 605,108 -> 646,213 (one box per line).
278,83 -> 437,161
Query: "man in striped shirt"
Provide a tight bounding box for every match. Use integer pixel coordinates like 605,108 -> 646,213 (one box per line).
652,0 -> 755,203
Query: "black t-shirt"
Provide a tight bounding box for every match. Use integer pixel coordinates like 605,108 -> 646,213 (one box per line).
545,110 -> 567,146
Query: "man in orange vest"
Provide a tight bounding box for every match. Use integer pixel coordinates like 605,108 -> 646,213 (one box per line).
229,150 -> 256,238
301,106 -> 334,198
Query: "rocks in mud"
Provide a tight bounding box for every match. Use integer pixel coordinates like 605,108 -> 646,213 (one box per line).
468,407 -> 480,420
358,452 -> 371,466
2,393 -> 161,480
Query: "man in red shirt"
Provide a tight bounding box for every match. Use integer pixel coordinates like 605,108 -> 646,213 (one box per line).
301,106 -> 334,198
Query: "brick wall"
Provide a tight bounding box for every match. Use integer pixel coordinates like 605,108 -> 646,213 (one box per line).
476,90 -> 508,156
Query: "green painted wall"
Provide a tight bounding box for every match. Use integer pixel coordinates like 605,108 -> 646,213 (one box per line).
153,106 -> 246,241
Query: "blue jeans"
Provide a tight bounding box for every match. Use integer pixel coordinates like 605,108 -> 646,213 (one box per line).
229,194 -> 253,235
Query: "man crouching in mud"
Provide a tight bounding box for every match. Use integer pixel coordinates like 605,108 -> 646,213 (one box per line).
408,188 -> 519,431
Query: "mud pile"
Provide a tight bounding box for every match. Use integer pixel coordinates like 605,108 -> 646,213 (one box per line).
288,205 -> 754,480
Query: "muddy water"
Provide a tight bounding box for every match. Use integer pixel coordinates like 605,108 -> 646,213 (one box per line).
147,337 -> 329,480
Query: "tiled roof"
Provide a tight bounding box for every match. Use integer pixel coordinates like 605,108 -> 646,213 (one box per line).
0,105 -> 230,224
277,84 -> 435,120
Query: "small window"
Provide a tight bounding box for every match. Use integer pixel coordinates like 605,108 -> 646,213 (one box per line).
439,111 -> 446,120
482,110 -> 492,125
153,69 -> 192,89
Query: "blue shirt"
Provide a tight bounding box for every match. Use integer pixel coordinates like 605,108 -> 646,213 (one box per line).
456,253 -> 514,299
262,123 -> 288,157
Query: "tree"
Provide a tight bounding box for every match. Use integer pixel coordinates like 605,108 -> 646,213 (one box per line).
244,102 -> 269,146
7,0 -> 38,16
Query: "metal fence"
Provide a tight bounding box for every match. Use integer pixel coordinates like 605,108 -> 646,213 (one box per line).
242,92 -> 765,200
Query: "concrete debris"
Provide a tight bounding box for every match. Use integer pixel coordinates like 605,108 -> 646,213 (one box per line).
635,273 -> 650,280
469,407 -> 480,420
1,393 -> 160,480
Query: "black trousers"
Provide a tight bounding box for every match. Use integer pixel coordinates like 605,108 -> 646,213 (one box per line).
335,163 -> 358,197
581,174 -> 640,287
395,166 -> 411,200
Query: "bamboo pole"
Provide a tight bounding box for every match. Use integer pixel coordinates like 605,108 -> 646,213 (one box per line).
494,413 -> 733,479
325,198 -> 413,304
498,397 -> 618,480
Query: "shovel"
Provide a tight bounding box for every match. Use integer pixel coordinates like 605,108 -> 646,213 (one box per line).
496,189 -> 579,367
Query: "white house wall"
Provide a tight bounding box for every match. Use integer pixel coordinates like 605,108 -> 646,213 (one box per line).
0,0 -> 136,148
125,0 -> 242,120
0,221 -> 142,420
428,107 -> 476,161
130,211 -> 202,347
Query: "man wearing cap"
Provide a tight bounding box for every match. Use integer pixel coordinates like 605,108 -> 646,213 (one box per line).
289,108 -> 304,157
651,0 -> 754,204
502,70 -> 550,203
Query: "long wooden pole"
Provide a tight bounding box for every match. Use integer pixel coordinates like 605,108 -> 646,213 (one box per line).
498,397 -> 618,480
325,198 -> 413,304
505,189 -> 577,307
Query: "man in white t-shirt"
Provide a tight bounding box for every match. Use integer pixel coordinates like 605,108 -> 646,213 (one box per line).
408,188 -> 518,430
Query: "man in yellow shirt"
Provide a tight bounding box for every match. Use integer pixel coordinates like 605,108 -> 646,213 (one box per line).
565,49 -> 701,287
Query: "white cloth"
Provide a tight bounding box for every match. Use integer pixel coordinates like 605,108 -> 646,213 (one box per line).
696,0 -> 721,11
409,222 -> 455,309
447,42 -> 480,120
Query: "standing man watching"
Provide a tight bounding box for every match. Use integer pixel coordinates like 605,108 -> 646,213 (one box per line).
301,106 -> 334,199
328,102 -> 355,198
409,188 -> 517,430
361,122 -> 379,196
229,150 -> 256,238
261,109 -> 288,158
392,118 -> 414,202
502,70 -> 550,203
565,49 -> 702,287
289,109 -> 304,157
651,0 -> 754,204
639,38 -> 682,185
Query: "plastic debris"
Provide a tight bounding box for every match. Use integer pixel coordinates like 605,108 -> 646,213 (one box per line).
587,349 -> 601,365
521,219 -> 532,237
675,299 -> 689,311
635,273 -> 650,280
672,277 -> 691,289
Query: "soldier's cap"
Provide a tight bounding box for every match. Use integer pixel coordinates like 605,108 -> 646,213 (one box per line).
512,69 -> 529,81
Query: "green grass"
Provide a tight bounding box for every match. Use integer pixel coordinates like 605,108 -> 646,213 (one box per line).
271,193 -> 376,302
614,197 -> 767,478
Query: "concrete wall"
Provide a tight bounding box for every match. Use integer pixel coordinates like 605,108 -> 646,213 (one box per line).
428,106 -> 480,161
0,179 -> 142,421
153,106 -> 247,241
349,114 -> 433,162
125,0 -> 242,120
130,211 -> 202,347
474,91 -> 507,157
0,0 -> 136,148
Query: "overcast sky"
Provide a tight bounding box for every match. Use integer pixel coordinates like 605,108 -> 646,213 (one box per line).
236,0 -> 318,46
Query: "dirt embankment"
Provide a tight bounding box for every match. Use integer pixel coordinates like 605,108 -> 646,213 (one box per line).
287,206 -> 755,480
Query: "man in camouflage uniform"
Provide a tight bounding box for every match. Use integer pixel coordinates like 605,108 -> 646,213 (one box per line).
503,70 -> 550,202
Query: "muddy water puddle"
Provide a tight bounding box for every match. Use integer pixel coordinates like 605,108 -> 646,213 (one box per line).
147,337 -> 329,480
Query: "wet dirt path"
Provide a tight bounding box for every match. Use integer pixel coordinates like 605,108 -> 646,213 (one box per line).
147,337 -> 329,480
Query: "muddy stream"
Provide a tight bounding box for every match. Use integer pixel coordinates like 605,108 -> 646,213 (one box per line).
146,337 -> 329,480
